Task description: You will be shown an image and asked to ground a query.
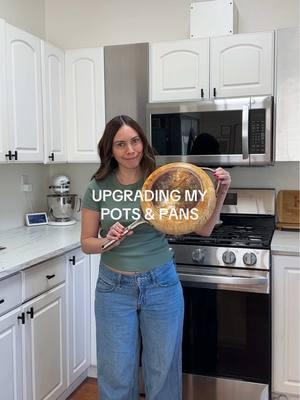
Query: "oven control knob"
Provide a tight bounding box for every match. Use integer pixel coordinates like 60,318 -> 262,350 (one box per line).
222,251 -> 236,264
192,249 -> 206,264
243,252 -> 257,266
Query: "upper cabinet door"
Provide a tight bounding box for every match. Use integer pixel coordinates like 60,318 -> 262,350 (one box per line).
275,27 -> 300,162
0,19 -> 8,163
150,38 -> 209,102
210,31 -> 274,98
65,48 -> 105,162
6,24 -> 44,162
42,42 -> 67,163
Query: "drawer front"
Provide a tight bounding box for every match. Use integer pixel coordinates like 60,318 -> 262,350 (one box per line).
23,256 -> 66,301
0,273 -> 22,315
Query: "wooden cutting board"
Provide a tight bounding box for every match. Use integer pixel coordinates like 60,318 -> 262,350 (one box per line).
276,190 -> 300,230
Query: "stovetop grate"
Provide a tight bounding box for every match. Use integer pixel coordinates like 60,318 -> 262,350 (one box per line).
167,221 -> 275,249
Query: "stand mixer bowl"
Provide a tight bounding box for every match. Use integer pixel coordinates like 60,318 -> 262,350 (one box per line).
47,194 -> 79,222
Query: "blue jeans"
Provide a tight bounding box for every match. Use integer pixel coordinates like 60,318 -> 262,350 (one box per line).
95,259 -> 184,400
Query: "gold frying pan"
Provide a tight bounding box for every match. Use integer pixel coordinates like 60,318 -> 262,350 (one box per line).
102,162 -> 219,250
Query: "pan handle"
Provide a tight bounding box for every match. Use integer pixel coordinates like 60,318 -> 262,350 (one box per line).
101,219 -> 147,251
201,167 -> 220,193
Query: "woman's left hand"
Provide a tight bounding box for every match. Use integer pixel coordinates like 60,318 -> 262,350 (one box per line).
213,167 -> 231,191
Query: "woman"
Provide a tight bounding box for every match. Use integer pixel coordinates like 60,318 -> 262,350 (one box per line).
81,115 -> 231,400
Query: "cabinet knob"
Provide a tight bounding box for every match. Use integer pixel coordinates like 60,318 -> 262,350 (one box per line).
0,298 -> 4,305
5,150 -> 12,160
69,255 -> 76,265
26,307 -> 34,319
17,312 -> 25,324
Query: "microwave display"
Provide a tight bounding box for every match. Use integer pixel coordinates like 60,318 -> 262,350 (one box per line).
151,109 -> 266,156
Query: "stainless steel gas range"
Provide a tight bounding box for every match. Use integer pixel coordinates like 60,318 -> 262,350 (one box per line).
168,189 -> 275,400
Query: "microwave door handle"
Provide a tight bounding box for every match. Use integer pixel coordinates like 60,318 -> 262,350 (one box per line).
242,105 -> 249,159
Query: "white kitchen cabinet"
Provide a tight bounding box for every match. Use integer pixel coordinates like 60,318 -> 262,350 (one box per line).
65,48 -> 105,162
23,284 -> 67,400
0,307 -> 23,400
275,27 -> 300,162
0,272 -> 23,400
0,18 -> 9,163
0,256 -> 67,400
150,38 -> 209,102
210,31 -> 274,98
67,248 -> 90,384
272,254 -> 300,398
42,41 -> 67,163
89,254 -> 100,375
5,23 -> 44,162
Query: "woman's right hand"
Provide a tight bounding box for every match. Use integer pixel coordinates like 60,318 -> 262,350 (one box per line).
103,222 -> 133,251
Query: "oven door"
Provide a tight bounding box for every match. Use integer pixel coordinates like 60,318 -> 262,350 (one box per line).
177,265 -> 271,400
146,96 -> 273,167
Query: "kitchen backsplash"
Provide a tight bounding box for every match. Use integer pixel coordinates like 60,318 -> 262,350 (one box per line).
0,162 -> 299,232
0,164 -> 49,231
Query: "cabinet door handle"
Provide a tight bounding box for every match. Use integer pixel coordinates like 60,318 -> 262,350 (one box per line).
69,255 -> 76,265
17,312 -> 25,324
201,88 -> 204,98
213,87 -> 216,97
13,150 -> 18,160
26,307 -> 34,319
5,150 -> 12,160
0,298 -> 4,305
48,152 -> 54,161
46,274 -> 56,280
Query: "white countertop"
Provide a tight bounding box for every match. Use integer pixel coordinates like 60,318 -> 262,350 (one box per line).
1,224 -> 298,279
0,223 -> 81,279
271,229 -> 300,256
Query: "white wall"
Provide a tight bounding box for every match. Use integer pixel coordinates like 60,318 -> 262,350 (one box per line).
0,0 -> 45,38
0,164 -> 49,231
44,0 -> 299,48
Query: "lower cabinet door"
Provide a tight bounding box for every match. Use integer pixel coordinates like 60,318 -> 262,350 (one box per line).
67,249 -> 90,384
90,254 -> 101,368
23,284 -> 67,400
0,307 -> 23,400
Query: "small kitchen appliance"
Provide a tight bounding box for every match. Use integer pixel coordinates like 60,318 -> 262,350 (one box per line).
147,96 -> 273,166
168,188 -> 275,400
47,176 -> 80,226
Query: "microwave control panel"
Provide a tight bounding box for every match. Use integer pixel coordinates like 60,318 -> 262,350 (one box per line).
249,120 -> 265,154
249,109 -> 266,154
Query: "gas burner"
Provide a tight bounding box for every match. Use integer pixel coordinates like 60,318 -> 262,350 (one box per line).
167,220 -> 274,249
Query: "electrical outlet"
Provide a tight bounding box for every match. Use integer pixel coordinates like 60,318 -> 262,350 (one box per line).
23,184 -> 32,192
21,175 -> 32,192
21,174 -> 28,185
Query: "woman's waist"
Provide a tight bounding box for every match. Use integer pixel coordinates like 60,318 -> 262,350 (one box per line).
99,258 -> 176,285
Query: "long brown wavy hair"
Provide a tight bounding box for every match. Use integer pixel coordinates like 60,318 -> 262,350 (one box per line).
92,115 -> 156,181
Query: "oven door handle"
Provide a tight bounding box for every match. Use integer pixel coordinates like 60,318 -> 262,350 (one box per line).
242,105 -> 249,160
178,273 -> 267,286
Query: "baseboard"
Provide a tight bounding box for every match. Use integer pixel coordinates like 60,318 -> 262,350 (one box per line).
57,370 -> 89,400
88,365 -> 97,378
272,392 -> 300,400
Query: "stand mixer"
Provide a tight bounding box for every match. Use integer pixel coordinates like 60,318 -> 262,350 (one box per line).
47,176 -> 80,226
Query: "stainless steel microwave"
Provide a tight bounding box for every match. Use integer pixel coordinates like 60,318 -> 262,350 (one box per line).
146,96 -> 273,166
